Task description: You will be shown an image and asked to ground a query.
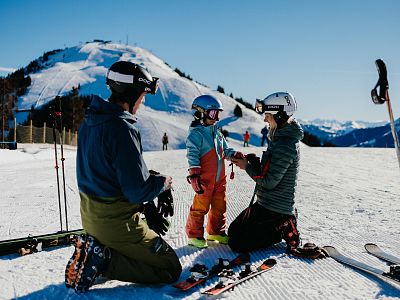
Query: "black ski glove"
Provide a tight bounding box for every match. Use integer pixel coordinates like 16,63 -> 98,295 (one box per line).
143,201 -> 169,236
157,189 -> 174,217
246,153 -> 261,173
149,170 -> 160,175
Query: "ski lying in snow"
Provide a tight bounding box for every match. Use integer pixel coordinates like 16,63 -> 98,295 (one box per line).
365,243 -> 400,265
0,229 -> 84,256
202,258 -> 277,296
173,253 -> 250,291
323,246 -> 400,289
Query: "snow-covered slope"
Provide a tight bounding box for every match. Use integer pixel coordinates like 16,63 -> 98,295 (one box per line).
17,42 -> 266,150
0,144 -> 399,299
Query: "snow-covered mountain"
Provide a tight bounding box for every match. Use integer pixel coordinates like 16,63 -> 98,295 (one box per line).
300,118 -> 400,147
300,119 -> 388,140
16,41 -> 399,149
16,41 -> 266,150
328,118 -> 400,147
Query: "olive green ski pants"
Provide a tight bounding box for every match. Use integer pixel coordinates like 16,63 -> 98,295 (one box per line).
80,194 -> 182,284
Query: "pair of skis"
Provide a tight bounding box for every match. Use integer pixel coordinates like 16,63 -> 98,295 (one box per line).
0,96 -> 83,258
324,244 -> 400,289
202,258 -> 277,296
173,253 -> 250,291
0,229 -> 84,256
173,253 -> 277,296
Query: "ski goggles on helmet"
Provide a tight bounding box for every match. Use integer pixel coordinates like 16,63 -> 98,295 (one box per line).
206,109 -> 220,121
255,99 -> 284,114
107,70 -> 159,95
143,77 -> 159,94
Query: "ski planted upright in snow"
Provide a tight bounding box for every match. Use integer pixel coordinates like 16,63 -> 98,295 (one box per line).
0,229 -> 84,256
365,243 -> 400,265
202,258 -> 277,296
173,253 -> 250,291
323,246 -> 400,289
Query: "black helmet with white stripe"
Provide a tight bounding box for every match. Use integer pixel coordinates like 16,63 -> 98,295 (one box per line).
106,61 -> 159,105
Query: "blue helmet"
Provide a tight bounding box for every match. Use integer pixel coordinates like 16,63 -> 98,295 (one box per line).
191,95 -> 223,120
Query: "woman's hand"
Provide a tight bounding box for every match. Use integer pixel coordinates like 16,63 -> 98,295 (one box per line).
231,157 -> 248,170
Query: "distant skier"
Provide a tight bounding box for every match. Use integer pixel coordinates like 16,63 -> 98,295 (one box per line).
243,130 -> 250,147
185,95 -> 243,248
65,61 -> 182,293
162,132 -> 168,150
230,92 -> 303,253
261,125 -> 269,147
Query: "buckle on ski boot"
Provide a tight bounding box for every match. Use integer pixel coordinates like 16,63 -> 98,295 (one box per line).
276,216 -> 300,250
65,234 -> 112,293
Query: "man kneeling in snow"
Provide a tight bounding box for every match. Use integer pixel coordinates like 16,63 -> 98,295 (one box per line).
65,61 -> 182,293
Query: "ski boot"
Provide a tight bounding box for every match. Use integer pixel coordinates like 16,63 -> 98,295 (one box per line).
188,237 -> 208,248
65,234 -> 112,293
207,233 -> 229,245
275,215 -> 300,251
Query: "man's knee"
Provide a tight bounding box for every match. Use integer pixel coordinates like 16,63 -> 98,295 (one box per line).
227,233 -> 248,253
165,258 -> 182,283
153,238 -> 182,282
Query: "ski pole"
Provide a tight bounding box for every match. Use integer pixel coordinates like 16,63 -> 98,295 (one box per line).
51,103 -> 63,232
55,96 -> 69,231
371,59 -> 400,168
385,89 -> 400,168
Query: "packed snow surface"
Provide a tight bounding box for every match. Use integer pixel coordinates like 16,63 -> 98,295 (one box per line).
0,143 -> 399,299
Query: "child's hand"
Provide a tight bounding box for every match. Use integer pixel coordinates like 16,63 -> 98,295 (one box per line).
186,167 -> 204,194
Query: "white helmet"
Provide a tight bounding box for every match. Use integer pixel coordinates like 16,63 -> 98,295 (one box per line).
255,92 -> 297,116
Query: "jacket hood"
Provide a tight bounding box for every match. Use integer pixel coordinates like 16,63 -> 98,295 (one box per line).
272,118 -> 304,141
84,95 -> 137,126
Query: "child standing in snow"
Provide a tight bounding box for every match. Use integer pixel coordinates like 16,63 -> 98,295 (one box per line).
185,95 -> 243,248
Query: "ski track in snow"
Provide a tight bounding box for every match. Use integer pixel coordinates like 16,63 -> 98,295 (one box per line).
0,144 -> 399,299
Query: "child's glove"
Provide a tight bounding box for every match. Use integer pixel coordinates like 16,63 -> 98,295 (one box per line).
143,201 -> 169,236
186,167 -> 204,194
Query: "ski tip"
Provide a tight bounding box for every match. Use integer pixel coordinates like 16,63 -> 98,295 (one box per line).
263,258 -> 277,266
322,246 -> 337,256
322,245 -> 335,249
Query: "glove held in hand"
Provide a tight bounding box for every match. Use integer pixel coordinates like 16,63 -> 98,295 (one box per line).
157,189 -> 174,217
143,201 -> 169,236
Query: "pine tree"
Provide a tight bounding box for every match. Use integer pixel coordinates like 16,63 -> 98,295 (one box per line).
217,85 -> 225,94
234,104 -> 243,117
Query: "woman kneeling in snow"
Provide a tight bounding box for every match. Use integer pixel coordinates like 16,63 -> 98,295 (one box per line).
229,92 -> 304,253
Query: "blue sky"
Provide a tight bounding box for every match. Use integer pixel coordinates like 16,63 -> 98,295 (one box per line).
1,0 -> 400,121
